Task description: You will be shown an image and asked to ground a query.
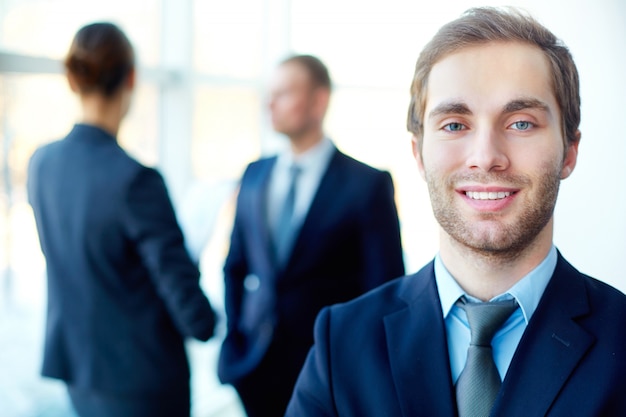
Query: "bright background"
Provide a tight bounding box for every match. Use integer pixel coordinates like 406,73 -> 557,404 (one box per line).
1,0 -> 625,416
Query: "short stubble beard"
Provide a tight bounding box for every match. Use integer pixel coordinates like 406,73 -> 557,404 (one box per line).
426,163 -> 562,263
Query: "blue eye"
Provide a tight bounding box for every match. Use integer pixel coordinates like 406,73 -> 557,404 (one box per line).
444,122 -> 466,132
511,121 -> 533,131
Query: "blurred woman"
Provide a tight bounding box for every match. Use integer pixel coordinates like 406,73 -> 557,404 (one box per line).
27,22 -> 216,417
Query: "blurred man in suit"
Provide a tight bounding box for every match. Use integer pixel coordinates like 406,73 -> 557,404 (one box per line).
286,8 -> 626,417
218,54 -> 405,417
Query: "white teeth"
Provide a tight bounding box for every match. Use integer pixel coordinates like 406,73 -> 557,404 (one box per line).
466,191 -> 511,200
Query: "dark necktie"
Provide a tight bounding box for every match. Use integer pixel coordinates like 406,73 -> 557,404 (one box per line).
455,298 -> 518,417
274,164 -> 301,266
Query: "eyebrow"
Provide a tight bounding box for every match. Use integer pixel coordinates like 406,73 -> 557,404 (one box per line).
428,97 -> 551,121
502,98 -> 551,115
428,101 -> 472,120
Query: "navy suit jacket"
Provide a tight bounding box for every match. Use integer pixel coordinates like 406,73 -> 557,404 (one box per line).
218,149 -> 405,384
286,253 -> 626,416
27,124 -> 215,395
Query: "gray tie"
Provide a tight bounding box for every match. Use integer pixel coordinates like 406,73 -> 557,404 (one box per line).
274,164 -> 301,266
456,298 -> 518,417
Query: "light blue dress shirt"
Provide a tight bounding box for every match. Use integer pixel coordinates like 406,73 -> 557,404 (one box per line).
434,245 -> 558,383
266,137 -> 335,238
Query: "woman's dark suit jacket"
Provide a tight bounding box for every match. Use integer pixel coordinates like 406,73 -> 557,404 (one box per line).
27,124 -> 215,396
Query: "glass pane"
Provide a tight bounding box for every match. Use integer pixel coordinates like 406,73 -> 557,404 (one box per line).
0,72 -> 73,415
119,83 -> 160,167
193,0 -> 264,78
192,85 -> 262,181
326,88 -> 409,169
0,0 -> 161,66
289,0 -> 473,88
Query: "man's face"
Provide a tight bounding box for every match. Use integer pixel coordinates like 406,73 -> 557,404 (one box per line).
268,62 -> 319,138
415,42 -> 579,257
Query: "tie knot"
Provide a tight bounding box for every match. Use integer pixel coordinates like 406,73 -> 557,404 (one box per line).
458,298 -> 518,347
289,164 -> 302,178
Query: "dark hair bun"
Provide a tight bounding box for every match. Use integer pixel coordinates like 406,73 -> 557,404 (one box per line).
65,22 -> 134,97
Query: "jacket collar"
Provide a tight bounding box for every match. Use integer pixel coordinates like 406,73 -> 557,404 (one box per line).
384,253 -> 593,417
384,262 -> 457,417
495,253 -> 593,416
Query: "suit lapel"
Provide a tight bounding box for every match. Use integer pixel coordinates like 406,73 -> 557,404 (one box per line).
494,254 -> 594,417
285,149 -> 343,270
246,158 -> 278,275
381,253 -> 595,417
384,263 -> 457,417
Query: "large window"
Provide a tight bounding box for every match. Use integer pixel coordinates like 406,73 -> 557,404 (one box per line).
0,0 -> 161,65
0,0 -> 251,415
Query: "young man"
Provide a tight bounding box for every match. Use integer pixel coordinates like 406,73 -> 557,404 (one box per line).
286,8 -> 626,417
217,55 -> 405,417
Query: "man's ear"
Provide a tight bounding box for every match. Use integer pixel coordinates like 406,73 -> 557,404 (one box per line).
67,72 -> 80,93
412,135 -> 426,180
313,87 -> 330,120
561,130 -> 581,179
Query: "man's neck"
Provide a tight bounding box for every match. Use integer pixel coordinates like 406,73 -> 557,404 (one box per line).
288,128 -> 324,156
439,221 -> 555,301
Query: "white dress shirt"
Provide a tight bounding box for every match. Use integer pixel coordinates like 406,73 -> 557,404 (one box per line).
266,137 -> 336,239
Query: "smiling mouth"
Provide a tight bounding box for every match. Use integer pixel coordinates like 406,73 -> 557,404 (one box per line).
465,191 -> 514,200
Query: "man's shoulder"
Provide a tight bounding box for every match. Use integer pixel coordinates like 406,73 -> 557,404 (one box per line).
333,150 -> 388,177
326,264 -> 434,324
238,155 -> 277,184
552,254 -> 626,333
582,269 -> 625,294
557,254 -> 626,305
582,273 -> 626,314
244,155 -> 277,174
314,276 -> 407,342
250,154 -> 278,166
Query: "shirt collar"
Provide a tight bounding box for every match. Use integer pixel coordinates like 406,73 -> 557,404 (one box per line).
277,137 -> 335,172
435,245 -> 557,324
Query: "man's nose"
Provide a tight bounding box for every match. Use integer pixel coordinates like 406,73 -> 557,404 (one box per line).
466,127 -> 510,172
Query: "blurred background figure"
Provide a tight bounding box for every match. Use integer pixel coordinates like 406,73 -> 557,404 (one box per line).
26,22 -> 216,417
217,54 -> 405,417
